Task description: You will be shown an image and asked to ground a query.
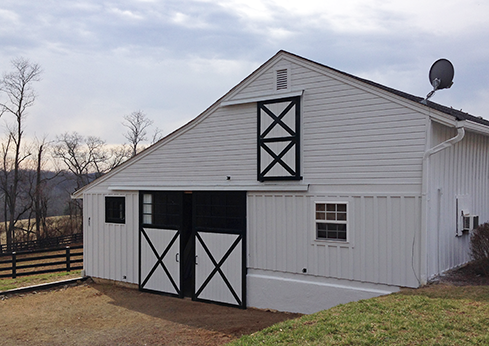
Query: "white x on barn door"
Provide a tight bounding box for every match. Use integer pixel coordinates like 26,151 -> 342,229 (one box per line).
194,231 -> 243,306
140,227 -> 180,296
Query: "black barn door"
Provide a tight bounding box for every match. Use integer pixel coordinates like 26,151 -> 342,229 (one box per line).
139,192 -> 185,296
139,191 -> 246,308
193,191 -> 247,308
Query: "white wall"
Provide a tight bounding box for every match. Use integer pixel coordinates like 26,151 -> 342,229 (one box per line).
426,122 -> 489,278
247,191 -> 422,289
83,192 -> 139,284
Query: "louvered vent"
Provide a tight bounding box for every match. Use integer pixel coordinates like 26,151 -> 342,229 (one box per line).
276,69 -> 288,90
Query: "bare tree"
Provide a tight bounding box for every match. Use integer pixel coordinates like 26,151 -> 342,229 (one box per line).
0,58 -> 41,250
33,138 -> 47,239
53,132 -> 104,235
53,132 -> 130,234
109,143 -> 131,168
151,126 -> 164,145
53,132 -> 109,190
29,137 -> 61,240
54,132 -> 131,187
122,110 -> 153,157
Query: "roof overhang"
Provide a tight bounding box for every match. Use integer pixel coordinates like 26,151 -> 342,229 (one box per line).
220,90 -> 304,107
106,182 -> 310,193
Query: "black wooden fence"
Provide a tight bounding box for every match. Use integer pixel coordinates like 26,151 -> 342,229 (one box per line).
0,233 -> 83,254
0,245 -> 83,279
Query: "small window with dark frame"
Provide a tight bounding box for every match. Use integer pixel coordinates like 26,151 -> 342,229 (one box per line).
105,197 -> 125,224
316,203 -> 347,241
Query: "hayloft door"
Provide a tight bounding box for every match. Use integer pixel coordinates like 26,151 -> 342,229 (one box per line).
258,96 -> 301,181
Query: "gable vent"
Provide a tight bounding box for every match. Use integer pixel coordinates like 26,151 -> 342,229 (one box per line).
276,68 -> 288,90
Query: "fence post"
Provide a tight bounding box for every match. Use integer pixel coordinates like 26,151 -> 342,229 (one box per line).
12,252 -> 16,279
66,246 -> 71,272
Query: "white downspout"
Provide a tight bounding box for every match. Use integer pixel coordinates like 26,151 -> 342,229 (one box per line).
423,125 -> 465,160
420,121 -> 465,284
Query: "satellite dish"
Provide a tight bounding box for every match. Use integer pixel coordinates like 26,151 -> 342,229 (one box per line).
421,58 -> 454,104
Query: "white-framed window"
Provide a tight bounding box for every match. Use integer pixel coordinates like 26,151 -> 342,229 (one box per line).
315,202 -> 348,241
142,193 -> 153,224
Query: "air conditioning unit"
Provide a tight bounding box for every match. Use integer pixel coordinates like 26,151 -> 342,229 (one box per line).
462,214 -> 479,232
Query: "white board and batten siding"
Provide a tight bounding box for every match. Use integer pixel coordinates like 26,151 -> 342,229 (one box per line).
426,122 -> 489,278
225,57 -> 427,312
78,51 -> 489,313
247,193 -> 422,286
83,192 -> 139,284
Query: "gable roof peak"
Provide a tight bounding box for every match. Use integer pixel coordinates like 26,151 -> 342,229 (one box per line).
269,50 -> 487,126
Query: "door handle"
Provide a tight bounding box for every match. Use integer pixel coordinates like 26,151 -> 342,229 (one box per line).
195,255 -> 198,265
176,253 -> 179,262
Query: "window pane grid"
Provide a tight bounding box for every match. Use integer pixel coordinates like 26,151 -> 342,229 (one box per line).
142,193 -> 153,225
315,202 -> 347,241
105,197 -> 125,224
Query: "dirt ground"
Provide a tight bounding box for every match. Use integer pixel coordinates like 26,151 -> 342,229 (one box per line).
0,264 -> 486,346
0,279 -> 301,346
432,262 -> 489,286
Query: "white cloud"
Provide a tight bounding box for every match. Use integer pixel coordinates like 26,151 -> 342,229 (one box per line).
171,11 -> 210,29
0,8 -> 19,23
108,7 -> 144,21
209,0 -> 274,22
1,0 -> 488,145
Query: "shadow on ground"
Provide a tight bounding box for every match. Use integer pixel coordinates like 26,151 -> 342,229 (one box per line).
92,281 -> 301,338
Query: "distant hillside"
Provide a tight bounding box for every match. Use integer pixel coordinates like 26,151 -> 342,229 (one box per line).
0,170 -> 80,222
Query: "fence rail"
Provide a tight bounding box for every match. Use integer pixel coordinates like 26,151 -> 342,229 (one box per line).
0,233 -> 83,254
0,245 -> 83,279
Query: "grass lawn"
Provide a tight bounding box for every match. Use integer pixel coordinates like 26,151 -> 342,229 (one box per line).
229,284 -> 489,345
0,270 -> 82,291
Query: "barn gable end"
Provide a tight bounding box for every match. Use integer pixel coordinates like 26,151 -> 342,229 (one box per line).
76,51 -> 489,314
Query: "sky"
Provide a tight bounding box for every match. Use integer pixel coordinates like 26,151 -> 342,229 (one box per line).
0,0 -> 488,145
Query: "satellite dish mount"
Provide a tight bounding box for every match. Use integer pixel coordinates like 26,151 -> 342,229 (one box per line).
421,58 -> 454,105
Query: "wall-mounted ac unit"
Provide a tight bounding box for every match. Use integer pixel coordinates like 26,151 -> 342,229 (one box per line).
462,214 -> 479,232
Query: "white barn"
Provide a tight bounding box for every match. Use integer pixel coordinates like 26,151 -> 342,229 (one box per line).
73,51 -> 489,314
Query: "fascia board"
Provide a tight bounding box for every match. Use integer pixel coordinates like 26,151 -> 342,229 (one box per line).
463,120 -> 489,136
221,90 -> 304,106
108,183 -> 310,192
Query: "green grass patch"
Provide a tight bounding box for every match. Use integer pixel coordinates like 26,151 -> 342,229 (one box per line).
229,284 -> 489,346
0,270 -> 82,291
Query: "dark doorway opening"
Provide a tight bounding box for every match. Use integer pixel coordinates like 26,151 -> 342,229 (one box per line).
139,190 -> 246,307
181,192 -> 194,298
